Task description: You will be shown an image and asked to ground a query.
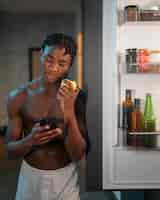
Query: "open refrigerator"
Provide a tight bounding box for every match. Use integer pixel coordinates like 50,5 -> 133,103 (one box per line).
103,0 -> 160,190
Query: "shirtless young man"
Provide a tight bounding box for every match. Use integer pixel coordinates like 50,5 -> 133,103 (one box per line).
5,33 -> 90,200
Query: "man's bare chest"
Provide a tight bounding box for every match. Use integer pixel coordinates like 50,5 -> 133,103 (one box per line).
21,92 -> 64,128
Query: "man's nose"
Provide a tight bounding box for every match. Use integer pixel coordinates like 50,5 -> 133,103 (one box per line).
53,66 -> 58,72
48,63 -> 58,72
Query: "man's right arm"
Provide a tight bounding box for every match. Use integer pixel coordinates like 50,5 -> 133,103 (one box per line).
5,90 -> 34,159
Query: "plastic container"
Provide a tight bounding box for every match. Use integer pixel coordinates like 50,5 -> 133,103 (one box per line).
124,5 -> 140,22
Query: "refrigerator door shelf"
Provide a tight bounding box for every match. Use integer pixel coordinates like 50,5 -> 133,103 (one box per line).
113,130 -> 160,149
129,131 -> 160,135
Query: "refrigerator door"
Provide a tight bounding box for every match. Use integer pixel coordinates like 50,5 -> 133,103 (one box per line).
103,0 -> 160,190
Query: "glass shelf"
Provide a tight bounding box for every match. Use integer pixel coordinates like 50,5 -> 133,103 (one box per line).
129,131 -> 160,135
121,21 -> 160,26
113,145 -> 160,151
119,56 -> 160,75
126,72 -> 160,74
114,128 -> 160,150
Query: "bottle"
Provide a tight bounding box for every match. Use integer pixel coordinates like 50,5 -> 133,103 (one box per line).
143,93 -> 156,132
143,93 -> 156,147
131,98 -> 143,132
122,89 -> 134,145
130,99 -> 143,146
121,106 -> 128,146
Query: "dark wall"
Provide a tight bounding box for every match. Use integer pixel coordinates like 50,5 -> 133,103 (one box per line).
0,13 -> 76,125
83,0 -> 102,191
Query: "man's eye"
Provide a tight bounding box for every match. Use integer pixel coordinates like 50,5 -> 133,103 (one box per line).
46,57 -> 53,63
59,63 -> 65,67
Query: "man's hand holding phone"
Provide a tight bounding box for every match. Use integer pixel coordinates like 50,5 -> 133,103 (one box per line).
28,122 -> 62,146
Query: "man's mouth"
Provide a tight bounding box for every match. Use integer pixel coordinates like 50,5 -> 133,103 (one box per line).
45,72 -> 57,77
44,72 -> 62,82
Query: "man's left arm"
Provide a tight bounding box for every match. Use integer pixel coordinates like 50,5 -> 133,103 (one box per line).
64,90 -> 90,161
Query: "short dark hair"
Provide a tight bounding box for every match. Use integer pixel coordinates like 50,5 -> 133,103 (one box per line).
41,33 -> 77,64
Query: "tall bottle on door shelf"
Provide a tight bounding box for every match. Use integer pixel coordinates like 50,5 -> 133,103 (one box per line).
142,93 -> 156,147
143,93 -> 156,132
131,98 -> 143,132
130,98 -> 143,146
122,89 -> 134,145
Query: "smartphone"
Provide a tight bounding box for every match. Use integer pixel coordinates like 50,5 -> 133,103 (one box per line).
38,118 -> 57,130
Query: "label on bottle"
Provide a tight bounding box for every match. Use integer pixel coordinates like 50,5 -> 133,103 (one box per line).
143,119 -> 155,132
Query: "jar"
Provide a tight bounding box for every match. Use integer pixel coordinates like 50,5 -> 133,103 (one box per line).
137,49 -> 150,72
126,48 -> 138,73
124,5 -> 140,22
149,50 -> 160,64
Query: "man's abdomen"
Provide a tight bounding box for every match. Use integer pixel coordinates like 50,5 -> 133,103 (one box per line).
24,144 -> 71,170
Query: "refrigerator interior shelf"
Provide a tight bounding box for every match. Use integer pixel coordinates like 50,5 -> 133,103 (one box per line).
121,21 -> 160,27
112,145 -> 160,151
129,131 -> 160,135
126,72 -> 160,74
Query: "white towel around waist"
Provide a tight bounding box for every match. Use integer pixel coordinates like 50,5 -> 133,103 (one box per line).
15,160 -> 80,200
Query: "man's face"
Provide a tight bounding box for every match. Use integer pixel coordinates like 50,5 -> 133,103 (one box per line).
41,45 -> 72,83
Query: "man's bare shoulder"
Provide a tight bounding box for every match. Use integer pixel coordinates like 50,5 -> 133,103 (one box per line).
7,79 -> 40,111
